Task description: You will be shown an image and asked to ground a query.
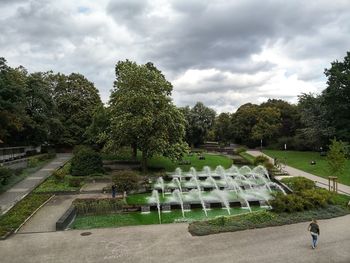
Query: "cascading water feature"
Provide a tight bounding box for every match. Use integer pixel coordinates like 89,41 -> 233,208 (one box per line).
189,167 -> 197,178
212,189 -> 231,215
172,178 -> 183,193
175,167 -> 182,181
238,192 -> 252,212
156,177 -> 165,197
172,189 -> 185,217
265,182 -> 287,195
151,190 -> 161,223
203,166 -> 211,176
239,166 -> 252,176
206,176 -> 219,190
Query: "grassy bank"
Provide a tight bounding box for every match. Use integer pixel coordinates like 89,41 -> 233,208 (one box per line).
263,150 -> 350,185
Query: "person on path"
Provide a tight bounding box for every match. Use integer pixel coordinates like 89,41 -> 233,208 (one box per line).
111,184 -> 116,198
308,219 -> 320,249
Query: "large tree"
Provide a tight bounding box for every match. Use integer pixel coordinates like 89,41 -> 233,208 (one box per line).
323,51 -> 350,141
50,73 -> 102,146
214,112 -> 232,143
181,102 -> 216,147
0,58 -> 27,145
109,60 -> 187,171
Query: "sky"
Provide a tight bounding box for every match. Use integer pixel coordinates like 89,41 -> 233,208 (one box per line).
1,0 -> 350,113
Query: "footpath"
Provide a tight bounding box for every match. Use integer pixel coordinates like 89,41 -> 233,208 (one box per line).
247,150 -> 350,195
0,153 -> 72,215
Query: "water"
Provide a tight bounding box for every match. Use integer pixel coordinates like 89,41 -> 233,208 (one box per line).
151,190 -> 161,223
156,177 -> 165,197
172,189 -> 185,217
212,189 -> 231,215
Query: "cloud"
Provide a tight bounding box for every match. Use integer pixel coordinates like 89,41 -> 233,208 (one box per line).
1,0 -> 350,112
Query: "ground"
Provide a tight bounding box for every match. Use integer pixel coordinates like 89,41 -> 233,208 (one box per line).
1,214 -> 350,263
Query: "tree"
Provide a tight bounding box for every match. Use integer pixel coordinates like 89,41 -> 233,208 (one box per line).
0,58 -> 27,145
109,60 -> 187,172
323,51 -> 350,141
112,171 -> 139,196
298,93 -> 334,148
85,105 -> 111,148
181,102 -> 216,147
251,107 -> 282,143
50,73 -> 102,146
326,138 -> 346,178
214,112 -> 232,143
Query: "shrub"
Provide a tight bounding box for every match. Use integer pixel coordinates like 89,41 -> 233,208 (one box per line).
71,148 -> 103,176
263,160 -> 274,171
254,155 -> 269,166
270,193 -> 306,213
68,178 -> 81,187
300,189 -> 332,208
112,171 -> 139,194
53,169 -> 66,182
73,145 -> 92,155
236,147 -> 247,154
73,198 -> 125,215
28,157 -> 39,168
281,177 -> 315,192
89,173 -> 105,177
0,167 -> 13,185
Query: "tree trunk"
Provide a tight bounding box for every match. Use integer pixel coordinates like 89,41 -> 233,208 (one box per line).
132,143 -> 137,160
141,151 -> 147,173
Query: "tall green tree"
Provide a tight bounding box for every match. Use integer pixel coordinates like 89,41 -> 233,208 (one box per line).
323,51 -> 350,141
326,138 -> 346,178
50,73 -> 102,146
0,58 -> 27,145
214,112 -> 232,143
109,60 -> 187,172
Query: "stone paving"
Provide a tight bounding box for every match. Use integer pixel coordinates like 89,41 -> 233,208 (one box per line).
247,150 -> 350,195
0,153 -> 72,214
1,214 -> 350,263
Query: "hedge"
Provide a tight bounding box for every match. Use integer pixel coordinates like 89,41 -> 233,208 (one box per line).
71,148 -> 103,176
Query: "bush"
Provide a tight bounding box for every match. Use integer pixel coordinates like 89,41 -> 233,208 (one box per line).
71,148 -> 103,176
270,193 -> 306,213
73,198 -> 125,215
112,171 -> 139,194
28,157 -> 39,168
68,178 -> 81,187
300,189 -> 332,208
281,177 -> 315,192
53,169 -> 66,182
0,167 -> 13,185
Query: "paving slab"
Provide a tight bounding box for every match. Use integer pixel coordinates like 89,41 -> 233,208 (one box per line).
1,214 -> 350,263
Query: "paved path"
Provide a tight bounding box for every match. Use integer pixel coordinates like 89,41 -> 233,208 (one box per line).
0,153 -> 72,214
1,214 -> 350,263
247,150 -> 350,195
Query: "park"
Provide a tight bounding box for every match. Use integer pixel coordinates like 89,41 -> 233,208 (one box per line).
1,1 -> 350,262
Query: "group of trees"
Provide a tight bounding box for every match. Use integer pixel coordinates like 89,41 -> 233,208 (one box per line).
0,58 -> 102,147
1,51 -> 349,169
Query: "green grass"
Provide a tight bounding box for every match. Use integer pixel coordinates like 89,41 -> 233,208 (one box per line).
144,153 -> 233,172
263,150 -> 350,186
0,159 -> 53,193
71,207 -> 263,229
0,193 -> 52,237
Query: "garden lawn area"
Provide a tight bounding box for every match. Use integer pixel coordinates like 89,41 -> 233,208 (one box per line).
263,150 -> 350,186
71,207 -> 263,229
34,175 -> 83,193
239,152 -> 255,164
144,153 -> 233,172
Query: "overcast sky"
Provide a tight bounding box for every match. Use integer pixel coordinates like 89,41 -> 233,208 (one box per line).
1,0 -> 350,112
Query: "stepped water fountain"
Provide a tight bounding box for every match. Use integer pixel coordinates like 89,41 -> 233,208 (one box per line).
149,164 -> 287,220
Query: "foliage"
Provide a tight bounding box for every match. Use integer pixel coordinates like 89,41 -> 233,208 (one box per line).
235,146 -> 247,154
112,171 -> 140,193
0,167 -> 13,185
180,102 -> 216,147
0,194 -> 51,237
28,157 -> 39,168
213,112 -> 232,143
73,198 -> 125,215
109,60 -> 187,171
68,177 -> 82,187
34,175 -> 83,193
323,51 -> 350,141
71,148 -> 103,176
188,205 -> 349,236
281,176 -> 315,192
326,138 -> 347,177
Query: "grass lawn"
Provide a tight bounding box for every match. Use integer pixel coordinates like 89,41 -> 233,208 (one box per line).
144,153 -> 233,172
263,150 -> 350,186
239,152 -> 255,164
34,175 -> 84,193
71,207 -> 263,229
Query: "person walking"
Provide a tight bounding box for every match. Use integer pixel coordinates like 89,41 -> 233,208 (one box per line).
308,219 -> 320,249
111,184 -> 116,198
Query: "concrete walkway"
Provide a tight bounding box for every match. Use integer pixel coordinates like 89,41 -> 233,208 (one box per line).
0,153 -> 72,214
1,214 -> 349,263
247,150 -> 350,195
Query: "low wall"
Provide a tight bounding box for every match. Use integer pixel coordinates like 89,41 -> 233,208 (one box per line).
56,206 -> 76,231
